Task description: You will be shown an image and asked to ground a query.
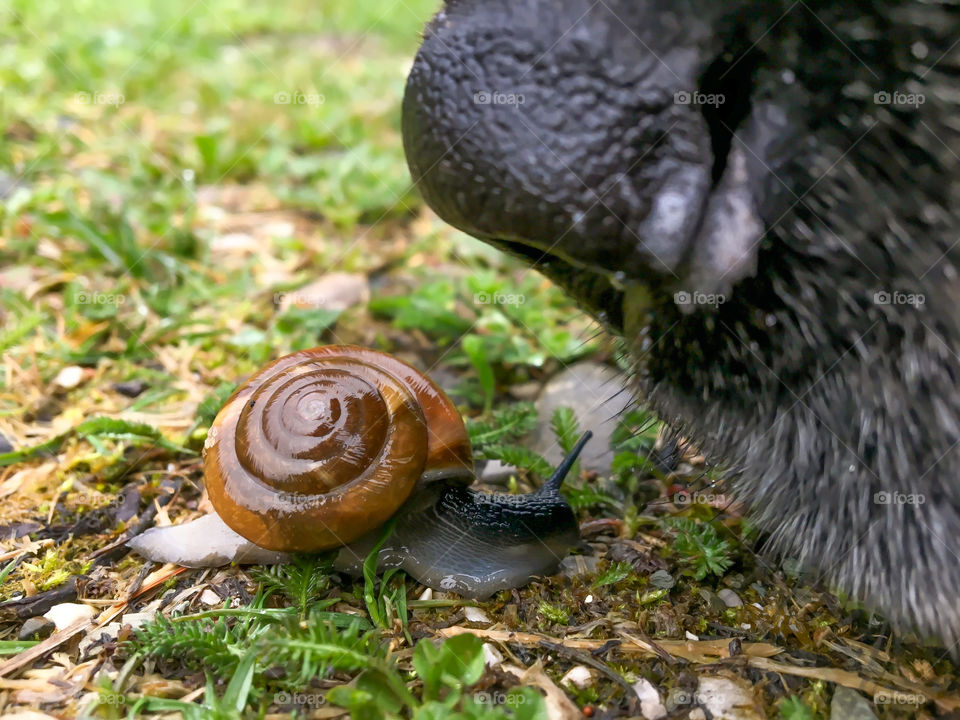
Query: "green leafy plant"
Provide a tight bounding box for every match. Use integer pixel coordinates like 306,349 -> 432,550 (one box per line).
662,517 -> 734,580
609,408 -> 662,491
329,633 -> 547,720
0,417 -> 192,467
466,403 -> 553,478
592,561 -> 633,588
779,695 -> 815,720
251,553 -> 333,617
465,403 -> 539,449
536,601 -> 571,625
361,517 -> 410,632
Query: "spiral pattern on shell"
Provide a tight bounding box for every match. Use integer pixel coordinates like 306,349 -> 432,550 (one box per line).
203,346 -> 473,552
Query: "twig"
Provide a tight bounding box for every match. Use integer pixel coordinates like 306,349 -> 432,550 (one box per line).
539,640 -> 640,714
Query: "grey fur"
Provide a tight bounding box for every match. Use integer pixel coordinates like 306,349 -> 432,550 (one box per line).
403,0 -> 960,646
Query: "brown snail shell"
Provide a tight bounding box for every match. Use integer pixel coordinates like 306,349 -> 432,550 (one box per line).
203,345 -> 473,552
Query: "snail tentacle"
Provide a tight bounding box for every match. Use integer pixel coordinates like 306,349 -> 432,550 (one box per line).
204,344 -> 586,596
336,432 -> 591,598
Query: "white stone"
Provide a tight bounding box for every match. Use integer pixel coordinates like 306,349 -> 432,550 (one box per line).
534,362 -> 634,474
127,512 -> 291,567
633,678 -> 667,720
53,366 -> 85,390
696,676 -> 763,720
200,588 -> 222,606
481,643 -> 504,667
464,606 -> 491,624
278,273 -> 369,312
43,602 -> 96,630
560,666 -> 594,690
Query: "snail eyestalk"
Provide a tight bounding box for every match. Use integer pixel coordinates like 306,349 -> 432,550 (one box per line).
336,432 -> 591,599
197,343 -> 585,597
541,430 -> 593,495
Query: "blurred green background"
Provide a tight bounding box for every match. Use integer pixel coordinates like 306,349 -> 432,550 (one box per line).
0,0 -> 601,416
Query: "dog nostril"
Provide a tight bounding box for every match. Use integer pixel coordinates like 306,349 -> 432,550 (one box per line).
698,45 -> 760,185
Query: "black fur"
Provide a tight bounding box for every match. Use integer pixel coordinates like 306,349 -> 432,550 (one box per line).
402,0 -> 960,647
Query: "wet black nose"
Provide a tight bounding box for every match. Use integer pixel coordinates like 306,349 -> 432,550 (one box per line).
402,0 -> 719,284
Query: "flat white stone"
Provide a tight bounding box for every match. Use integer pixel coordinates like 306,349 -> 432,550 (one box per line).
127,513 -> 290,567
43,602 -> 96,630
534,362 -> 634,474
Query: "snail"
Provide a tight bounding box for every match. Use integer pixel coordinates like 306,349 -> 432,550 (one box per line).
199,345 -> 589,597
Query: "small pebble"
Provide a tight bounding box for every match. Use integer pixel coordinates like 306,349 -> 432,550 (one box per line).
0,432 -> 13,454
114,486 -> 141,524
717,589 -> 742,608
53,365 -> 85,390
120,611 -> 157,629
560,665 -> 594,690
199,588 -> 221,606
113,379 -> 149,398
506,381 -> 541,401
632,678 -> 667,720
649,569 -> 675,589
697,676 -> 764,720
830,687 -> 878,720
685,631 -> 699,641
464,606 -> 491,624
560,554 -> 600,578
699,589 -> 727,612
481,643 -> 503,667
211,232 -> 258,253
43,602 -> 96,630
263,221 -> 295,238
19,616 -> 55,641
278,272 -> 369,312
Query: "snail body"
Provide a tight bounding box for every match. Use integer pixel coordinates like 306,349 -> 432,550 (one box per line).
203,345 -> 585,596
